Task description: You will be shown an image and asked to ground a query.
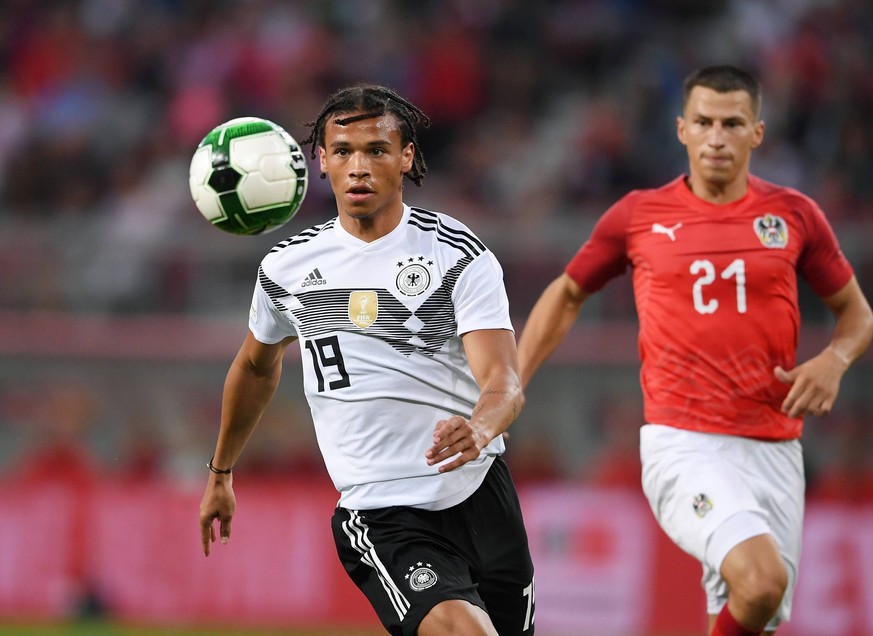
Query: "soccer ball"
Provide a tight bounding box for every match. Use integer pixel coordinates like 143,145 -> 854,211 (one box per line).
189,117 -> 308,235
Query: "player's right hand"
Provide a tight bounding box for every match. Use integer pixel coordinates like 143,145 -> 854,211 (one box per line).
425,415 -> 487,473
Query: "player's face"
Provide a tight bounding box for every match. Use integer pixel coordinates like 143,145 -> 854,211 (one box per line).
677,86 -> 764,199
319,111 -> 414,230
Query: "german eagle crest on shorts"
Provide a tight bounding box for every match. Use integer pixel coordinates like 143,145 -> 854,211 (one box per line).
406,562 -> 438,591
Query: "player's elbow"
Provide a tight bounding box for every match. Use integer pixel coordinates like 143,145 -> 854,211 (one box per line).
560,272 -> 589,304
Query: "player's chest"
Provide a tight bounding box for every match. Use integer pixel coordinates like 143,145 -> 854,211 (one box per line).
282,241 -> 460,310
277,240 -> 466,345
627,207 -> 802,276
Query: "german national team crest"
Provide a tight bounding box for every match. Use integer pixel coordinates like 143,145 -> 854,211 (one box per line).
693,493 -> 713,518
396,263 -> 431,296
349,291 -> 377,329
405,562 -> 438,591
753,213 -> 788,249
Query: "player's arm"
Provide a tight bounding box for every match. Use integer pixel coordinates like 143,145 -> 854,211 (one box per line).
199,330 -> 297,555
517,196 -> 630,389
776,276 -> 873,418
425,328 -> 523,473
517,273 -> 590,389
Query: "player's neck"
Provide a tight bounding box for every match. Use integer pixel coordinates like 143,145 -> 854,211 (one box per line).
338,201 -> 405,242
684,173 -> 749,205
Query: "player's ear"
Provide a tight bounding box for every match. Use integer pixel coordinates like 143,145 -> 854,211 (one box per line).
318,146 -> 328,175
676,115 -> 687,146
401,143 -> 414,174
751,120 -> 765,149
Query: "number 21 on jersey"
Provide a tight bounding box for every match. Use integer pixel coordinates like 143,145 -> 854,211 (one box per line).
690,258 -> 746,315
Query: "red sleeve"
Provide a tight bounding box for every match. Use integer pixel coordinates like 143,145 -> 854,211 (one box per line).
796,198 -> 854,297
565,196 -> 632,293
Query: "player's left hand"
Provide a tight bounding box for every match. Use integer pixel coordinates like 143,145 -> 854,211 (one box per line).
425,415 -> 488,473
199,477 -> 235,556
775,348 -> 849,418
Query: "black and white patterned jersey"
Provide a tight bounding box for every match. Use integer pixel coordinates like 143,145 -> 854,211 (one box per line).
249,204 -> 512,510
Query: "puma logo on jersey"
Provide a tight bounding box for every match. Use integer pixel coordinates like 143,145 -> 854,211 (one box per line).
652,222 -> 683,241
301,268 -> 327,286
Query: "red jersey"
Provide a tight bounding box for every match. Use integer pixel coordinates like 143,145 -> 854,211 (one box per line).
566,175 -> 854,440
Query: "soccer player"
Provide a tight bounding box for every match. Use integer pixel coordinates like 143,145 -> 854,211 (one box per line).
517,65 -> 873,636
199,84 -> 535,636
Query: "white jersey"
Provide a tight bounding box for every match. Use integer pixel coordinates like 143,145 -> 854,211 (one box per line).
249,204 -> 512,511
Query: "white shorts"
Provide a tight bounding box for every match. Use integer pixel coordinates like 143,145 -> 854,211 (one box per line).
640,424 -> 804,629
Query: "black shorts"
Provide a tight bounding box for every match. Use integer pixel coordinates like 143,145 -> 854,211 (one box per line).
332,456 -> 536,635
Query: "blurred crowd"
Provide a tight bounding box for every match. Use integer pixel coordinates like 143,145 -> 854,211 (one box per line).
0,0 -> 872,495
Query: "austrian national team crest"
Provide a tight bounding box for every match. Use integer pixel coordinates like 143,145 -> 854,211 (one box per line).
349,291 -> 377,329
693,493 -> 713,518
753,213 -> 789,249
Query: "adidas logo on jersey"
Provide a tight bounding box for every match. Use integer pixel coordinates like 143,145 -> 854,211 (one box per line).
301,268 -> 327,287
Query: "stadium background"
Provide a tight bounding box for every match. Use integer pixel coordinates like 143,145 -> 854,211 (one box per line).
0,1 -> 871,635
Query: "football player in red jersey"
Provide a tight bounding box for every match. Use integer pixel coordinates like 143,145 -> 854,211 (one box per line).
518,65 -> 873,635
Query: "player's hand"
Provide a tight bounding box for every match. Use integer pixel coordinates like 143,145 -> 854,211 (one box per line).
774,348 -> 848,418
425,415 -> 488,473
199,476 -> 235,556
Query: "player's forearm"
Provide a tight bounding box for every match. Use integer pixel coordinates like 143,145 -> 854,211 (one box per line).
210,358 -> 282,469
518,276 -> 586,388
827,304 -> 873,369
470,374 -> 525,442
824,277 -> 873,369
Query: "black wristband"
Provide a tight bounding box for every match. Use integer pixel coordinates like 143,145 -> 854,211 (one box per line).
207,456 -> 233,474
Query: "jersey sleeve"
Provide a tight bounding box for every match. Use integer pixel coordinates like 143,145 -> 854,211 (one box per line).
248,273 -> 299,344
796,199 -> 854,297
565,196 -> 632,293
453,251 -> 513,335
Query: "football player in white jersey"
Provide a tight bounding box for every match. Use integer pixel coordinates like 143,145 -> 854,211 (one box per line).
199,84 -> 536,636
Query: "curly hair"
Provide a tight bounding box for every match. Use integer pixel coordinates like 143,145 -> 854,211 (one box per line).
301,83 -> 431,186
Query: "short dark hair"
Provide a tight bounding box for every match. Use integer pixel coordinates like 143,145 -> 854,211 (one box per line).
682,65 -> 762,118
301,83 -> 430,186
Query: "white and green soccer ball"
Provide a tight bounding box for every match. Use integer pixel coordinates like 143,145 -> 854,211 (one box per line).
189,117 -> 308,235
